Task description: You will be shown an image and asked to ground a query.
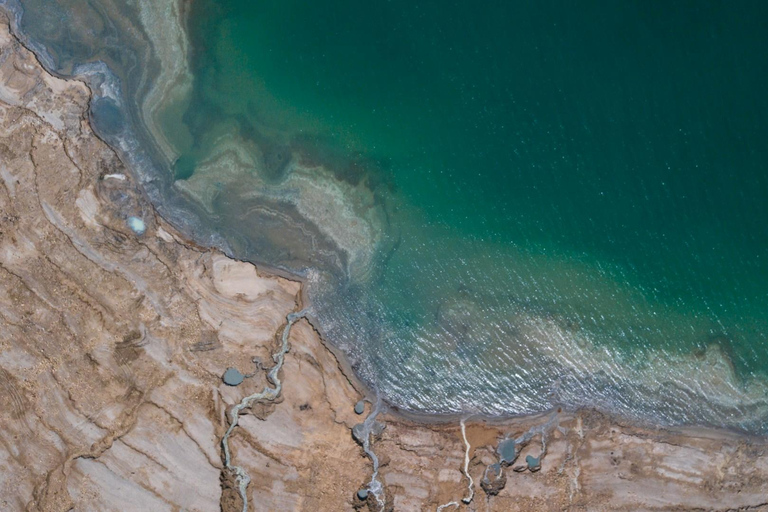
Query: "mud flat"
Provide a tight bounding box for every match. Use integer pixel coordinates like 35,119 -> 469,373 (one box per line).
1,13 -> 768,512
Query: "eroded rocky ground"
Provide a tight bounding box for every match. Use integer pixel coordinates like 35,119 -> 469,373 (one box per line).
1,13 -> 768,512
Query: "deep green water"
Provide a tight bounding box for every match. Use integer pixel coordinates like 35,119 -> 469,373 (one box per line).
166,0 -> 768,427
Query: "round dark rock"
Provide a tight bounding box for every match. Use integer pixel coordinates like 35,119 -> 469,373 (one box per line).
481,463 -> 507,495
354,400 -> 365,415
357,489 -> 369,500
222,367 -> 244,386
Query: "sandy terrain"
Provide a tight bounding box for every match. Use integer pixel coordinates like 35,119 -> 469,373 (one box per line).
1,12 -> 767,512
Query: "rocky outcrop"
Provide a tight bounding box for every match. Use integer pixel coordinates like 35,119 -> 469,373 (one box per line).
1,12 -> 768,512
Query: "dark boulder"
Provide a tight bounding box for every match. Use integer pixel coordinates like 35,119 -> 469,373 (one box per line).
480,463 -> 507,495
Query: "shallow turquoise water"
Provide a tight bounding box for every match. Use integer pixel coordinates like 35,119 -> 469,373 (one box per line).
164,0 -> 768,428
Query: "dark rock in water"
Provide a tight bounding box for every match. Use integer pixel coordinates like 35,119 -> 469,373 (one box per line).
357,489 -> 369,500
222,367 -> 244,386
497,439 -> 517,465
354,400 -> 365,415
526,454 -> 541,471
481,463 -> 506,495
352,423 -> 367,445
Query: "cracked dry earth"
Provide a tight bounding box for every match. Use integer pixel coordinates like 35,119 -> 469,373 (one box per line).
1,12 -> 768,512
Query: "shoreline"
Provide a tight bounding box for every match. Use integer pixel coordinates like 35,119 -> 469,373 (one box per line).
0,0 -> 548,428
2,6 -> 768,511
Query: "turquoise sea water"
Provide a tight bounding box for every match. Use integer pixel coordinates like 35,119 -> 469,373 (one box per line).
11,0 -> 768,430
163,0 -> 768,428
